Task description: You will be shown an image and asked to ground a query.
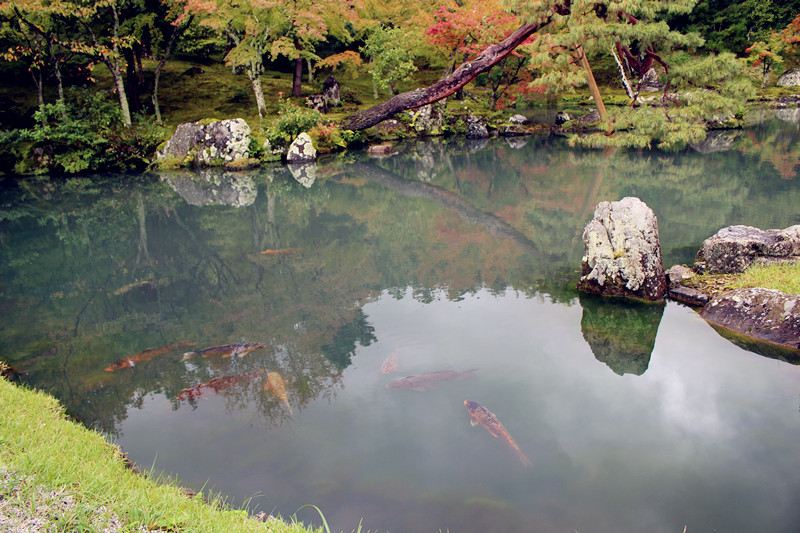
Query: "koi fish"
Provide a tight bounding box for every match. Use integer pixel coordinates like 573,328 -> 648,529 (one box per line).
105,341 -> 196,371
385,369 -> 478,392
464,400 -> 532,467
381,347 -> 400,374
181,342 -> 267,361
260,248 -> 300,255
264,371 -> 293,415
177,369 -> 265,400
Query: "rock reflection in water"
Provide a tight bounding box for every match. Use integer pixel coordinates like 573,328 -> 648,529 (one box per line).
288,162 -> 317,187
160,169 -> 257,207
579,294 -> 665,376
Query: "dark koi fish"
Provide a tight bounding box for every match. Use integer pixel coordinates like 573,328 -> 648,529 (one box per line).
181,342 -> 267,361
177,369 -> 265,400
385,369 -> 477,392
464,400 -> 532,467
105,341 -> 196,372
264,371 -> 292,415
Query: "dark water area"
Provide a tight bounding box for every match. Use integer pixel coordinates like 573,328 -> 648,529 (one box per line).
2,114 -> 800,532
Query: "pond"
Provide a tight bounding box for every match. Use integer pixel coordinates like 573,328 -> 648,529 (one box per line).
2,112 -> 800,533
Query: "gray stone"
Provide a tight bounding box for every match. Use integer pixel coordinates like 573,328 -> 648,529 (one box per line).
555,111 -> 571,125
578,197 -> 668,301
286,133 -> 317,163
306,94 -> 328,113
700,288 -> 800,350
668,285 -> 710,307
323,76 -> 341,105
411,104 -> 445,135
639,68 -> 664,92
777,68 -> 800,87
695,225 -> 800,274
466,116 -> 489,139
367,144 -> 394,157
665,264 -> 696,287
158,119 -> 251,166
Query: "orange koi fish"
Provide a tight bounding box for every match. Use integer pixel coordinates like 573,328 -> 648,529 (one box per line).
177,369 -> 265,400
105,341 -> 196,371
464,400 -> 532,467
264,371 -> 292,415
385,369 -> 477,392
181,342 -> 267,361
381,347 -> 400,374
260,248 -> 300,255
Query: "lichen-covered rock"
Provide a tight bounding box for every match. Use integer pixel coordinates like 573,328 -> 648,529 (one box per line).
777,68 -> 800,87
700,288 -> 800,350
158,119 -> 251,165
286,133 -> 316,163
466,116 -> 489,139
694,225 -> 800,274
638,68 -> 664,92
411,104 -> 445,136
578,197 -> 667,301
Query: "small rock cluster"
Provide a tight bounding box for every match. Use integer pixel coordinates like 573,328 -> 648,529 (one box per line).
578,198 -> 800,351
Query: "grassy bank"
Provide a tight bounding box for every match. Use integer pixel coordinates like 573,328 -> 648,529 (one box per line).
0,374 -> 319,533
685,263 -> 800,297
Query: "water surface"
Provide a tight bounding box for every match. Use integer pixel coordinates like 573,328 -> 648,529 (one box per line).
1,117 -> 800,532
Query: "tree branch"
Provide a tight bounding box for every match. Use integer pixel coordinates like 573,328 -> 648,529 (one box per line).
339,15 -> 554,131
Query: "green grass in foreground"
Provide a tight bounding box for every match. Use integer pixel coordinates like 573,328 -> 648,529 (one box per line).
730,262 -> 800,294
0,376 -> 320,533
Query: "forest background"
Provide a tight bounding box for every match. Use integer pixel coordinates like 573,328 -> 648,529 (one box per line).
2,0 -> 800,175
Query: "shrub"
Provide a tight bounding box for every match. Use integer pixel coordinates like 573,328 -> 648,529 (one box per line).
1,88 -> 165,175
266,94 -> 323,144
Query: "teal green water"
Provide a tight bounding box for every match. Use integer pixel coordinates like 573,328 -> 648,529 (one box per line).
1,117 -> 800,532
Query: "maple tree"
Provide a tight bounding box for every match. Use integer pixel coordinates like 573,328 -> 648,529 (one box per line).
269,0 -> 362,98
425,2 -> 537,109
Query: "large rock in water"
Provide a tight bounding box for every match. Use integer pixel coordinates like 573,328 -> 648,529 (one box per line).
578,197 -> 667,301
158,119 -> 250,165
695,225 -> 800,274
701,288 -> 800,350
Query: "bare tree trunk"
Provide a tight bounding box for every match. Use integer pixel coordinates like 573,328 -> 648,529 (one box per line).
248,67 -> 267,118
152,14 -> 193,124
339,17 -> 553,131
292,39 -> 303,97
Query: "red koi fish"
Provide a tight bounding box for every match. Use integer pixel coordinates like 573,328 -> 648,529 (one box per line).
381,347 -> 400,374
105,341 -> 196,371
264,371 -> 292,415
181,342 -> 267,361
385,369 -> 477,391
260,248 -> 300,255
177,369 -> 265,400
464,400 -> 532,467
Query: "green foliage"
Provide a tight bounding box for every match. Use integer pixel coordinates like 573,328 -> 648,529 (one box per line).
308,123 -> 362,153
1,89 -> 164,175
361,25 -> 419,96
731,263 -> 800,294
267,96 -> 324,143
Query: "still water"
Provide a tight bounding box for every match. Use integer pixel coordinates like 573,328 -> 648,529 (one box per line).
2,114 -> 800,532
